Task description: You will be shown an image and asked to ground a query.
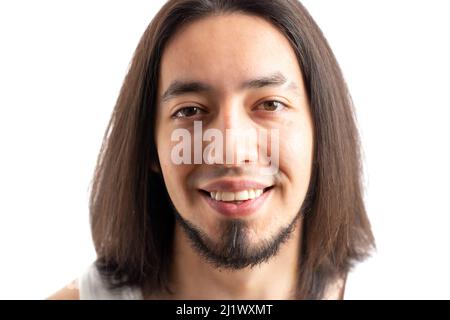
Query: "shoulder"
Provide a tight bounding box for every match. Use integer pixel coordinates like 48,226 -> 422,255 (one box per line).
322,275 -> 347,300
49,263 -> 143,300
46,279 -> 80,300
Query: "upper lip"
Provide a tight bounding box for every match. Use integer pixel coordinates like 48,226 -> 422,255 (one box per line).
199,179 -> 273,192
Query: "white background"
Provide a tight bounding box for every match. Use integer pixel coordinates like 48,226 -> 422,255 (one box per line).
0,0 -> 449,299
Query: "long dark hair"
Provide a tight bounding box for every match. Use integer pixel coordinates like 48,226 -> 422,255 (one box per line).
89,0 -> 375,299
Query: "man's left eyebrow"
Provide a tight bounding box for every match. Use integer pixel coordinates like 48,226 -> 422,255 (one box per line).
160,71 -> 300,103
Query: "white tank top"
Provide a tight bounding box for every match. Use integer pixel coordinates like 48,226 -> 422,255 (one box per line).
78,263 -> 143,300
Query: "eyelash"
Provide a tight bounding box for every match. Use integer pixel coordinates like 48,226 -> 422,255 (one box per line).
171,100 -> 288,119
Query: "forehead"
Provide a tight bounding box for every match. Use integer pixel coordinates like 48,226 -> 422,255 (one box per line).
158,13 -> 303,95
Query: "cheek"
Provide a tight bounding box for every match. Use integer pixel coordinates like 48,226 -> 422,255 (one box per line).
156,127 -> 190,209
277,117 -> 314,195
159,157 -> 196,217
280,128 -> 313,170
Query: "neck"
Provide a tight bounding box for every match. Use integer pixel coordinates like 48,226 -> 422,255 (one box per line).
165,218 -> 303,300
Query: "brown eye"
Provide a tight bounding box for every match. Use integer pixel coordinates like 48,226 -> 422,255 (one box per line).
257,100 -> 287,112
173,106 -> 205,118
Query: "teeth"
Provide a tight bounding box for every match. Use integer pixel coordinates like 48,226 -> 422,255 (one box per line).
209,189 -> 266,202
221,192 -> 235,201
235,190 -> 249,201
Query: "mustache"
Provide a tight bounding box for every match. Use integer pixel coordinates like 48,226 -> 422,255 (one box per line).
188,164 -> 280,189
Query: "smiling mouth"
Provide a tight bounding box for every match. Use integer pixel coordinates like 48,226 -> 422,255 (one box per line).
198,186 -> 274,204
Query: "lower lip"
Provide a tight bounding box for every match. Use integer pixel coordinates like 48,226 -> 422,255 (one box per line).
200,188 -> 273,217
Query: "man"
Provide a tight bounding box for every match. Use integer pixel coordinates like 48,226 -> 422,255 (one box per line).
49,0 -> 374,300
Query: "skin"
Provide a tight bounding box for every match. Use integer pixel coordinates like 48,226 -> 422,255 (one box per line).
48,13 -> 345,300
153,13 -> 314,299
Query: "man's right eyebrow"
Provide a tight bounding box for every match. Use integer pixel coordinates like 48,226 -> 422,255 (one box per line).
160,81 -> 213,103
160,71 -> 299,103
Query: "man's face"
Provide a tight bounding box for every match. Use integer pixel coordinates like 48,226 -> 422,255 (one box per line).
155,13 -> 314,269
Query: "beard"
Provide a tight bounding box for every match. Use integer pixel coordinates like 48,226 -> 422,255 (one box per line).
171,207 -> 302,270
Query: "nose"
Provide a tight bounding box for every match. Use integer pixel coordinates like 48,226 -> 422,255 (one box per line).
207,101 -> 259,166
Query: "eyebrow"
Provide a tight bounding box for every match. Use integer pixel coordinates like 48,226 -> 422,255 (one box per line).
160,71 -> 299,103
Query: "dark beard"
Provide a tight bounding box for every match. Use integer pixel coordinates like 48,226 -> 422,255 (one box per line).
172,208 -> 302,270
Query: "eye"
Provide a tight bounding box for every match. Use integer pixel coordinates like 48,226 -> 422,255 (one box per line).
172,106 -> 206,119
255,100 -> 287,112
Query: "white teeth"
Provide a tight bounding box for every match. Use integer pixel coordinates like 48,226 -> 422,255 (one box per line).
234,190 -> 249,201
209,189 -> 267,202
221,192 -> 235,201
